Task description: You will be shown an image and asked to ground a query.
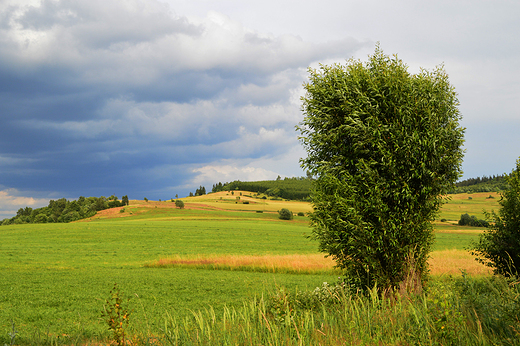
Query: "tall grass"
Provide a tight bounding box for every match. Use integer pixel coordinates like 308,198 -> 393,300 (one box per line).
429,249 -> 491,276
156,275 -> 520,346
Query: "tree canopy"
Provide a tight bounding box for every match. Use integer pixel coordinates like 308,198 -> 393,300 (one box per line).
297,47 -> 465,291
472,158 -> 520,276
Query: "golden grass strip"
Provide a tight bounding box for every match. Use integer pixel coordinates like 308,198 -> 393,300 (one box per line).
147,250 -> 492,277
429,249 -> 491,276
145,254 -> 340,275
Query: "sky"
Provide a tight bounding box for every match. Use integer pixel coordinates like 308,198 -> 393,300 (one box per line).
1,0 -> 519,218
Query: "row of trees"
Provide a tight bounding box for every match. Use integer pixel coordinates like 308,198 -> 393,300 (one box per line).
1,195 -> 129,225
456,174 -> 507,187
449,174 -> 508,193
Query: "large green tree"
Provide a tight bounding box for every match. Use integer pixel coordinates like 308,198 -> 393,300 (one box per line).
471,158 -> 520,277
297,47 -> 465,291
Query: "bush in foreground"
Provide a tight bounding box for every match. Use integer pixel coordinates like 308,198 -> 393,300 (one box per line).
297,46 -> 464,292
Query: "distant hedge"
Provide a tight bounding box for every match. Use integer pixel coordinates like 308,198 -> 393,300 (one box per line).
458,213 -> 489,228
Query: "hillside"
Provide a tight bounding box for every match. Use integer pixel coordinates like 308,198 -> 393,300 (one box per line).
212,177 -> 312,200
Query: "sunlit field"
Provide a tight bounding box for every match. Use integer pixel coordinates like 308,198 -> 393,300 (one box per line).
439,191 -> 501,220
0,191 -> 503,344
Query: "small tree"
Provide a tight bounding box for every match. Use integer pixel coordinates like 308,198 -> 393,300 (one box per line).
278,208 -> 293,220
175,200 -> 185,209
472,158 -> 520,276
297,46 -> 465,291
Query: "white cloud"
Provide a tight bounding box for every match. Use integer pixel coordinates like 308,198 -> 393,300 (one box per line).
0,0 -> 362,89
187,140 -> 307,190
0,188 -> 50,218
192,164 -> 277,186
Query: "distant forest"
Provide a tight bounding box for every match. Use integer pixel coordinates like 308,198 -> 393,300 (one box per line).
210,176 -> 313,201
1,195 -> 129,226
450,174 -> 508,193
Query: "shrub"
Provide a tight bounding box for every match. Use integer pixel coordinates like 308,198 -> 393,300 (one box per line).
472,158 -> 520,276
101,283 -> 131,346
297,212 -> 305,216
175,200 -> 185,209
459,213 -> 489,227
278,208 -> 293,220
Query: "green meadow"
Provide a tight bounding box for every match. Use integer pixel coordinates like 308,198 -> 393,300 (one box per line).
0,191 -> 506,344
440,192 -> 501,220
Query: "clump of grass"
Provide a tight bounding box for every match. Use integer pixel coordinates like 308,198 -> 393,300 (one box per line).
145,254 -> 340,275
4,320 -> 17,346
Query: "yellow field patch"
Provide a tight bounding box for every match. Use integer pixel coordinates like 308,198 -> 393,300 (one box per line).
148,250 -> 491,277
146,253 -> 338,274
429,249 -> 491,276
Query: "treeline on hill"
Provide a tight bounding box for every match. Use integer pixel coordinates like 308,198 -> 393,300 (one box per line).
188,173 -> 508,200
211,176 -> 313,200
449,174 -> 508,193
1,195 -> 129,226
204,173 -> 508,200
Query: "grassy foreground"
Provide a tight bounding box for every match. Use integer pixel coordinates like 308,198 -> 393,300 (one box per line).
1,191 -> 517,345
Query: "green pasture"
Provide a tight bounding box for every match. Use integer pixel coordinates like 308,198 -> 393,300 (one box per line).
0,193 -> 496,344
438,192 -> 501,221
0,210 -> 330,344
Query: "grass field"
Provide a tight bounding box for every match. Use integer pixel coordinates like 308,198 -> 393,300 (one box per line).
439,191 -> 501,220
0,191 -> 502,344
